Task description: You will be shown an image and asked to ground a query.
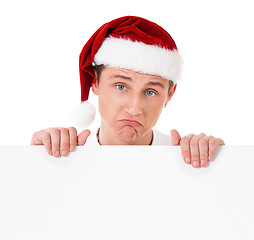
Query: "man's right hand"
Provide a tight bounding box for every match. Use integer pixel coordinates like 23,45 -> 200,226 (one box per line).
31,127 -> 91,157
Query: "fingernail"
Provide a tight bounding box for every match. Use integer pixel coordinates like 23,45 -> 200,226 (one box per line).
201,160 -> 206,167
49,150 -> 52,156
193,161 -> 199,168
61,150 -> 68,156
70,145 -> 74,152
185,157 -> 191,164
54,151 -> 60,157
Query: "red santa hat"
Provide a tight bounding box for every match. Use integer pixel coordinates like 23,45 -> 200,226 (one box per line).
72,16 -> 183,127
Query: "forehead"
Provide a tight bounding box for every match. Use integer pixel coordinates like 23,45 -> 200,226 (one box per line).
100,67 -> 169,86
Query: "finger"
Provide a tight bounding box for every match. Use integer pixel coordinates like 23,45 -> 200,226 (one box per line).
59,128 -> 70,156
190,133 -> 206,168
48,128 -> 61,157
31,131 -> 52,156
78,129 -> 91,145
199,135 -> 214,167
170,129 -> 181,146
208,138 -> 225,161
31,131 -> 43,145
68,127 -> 78,152
180,134 -> 194,164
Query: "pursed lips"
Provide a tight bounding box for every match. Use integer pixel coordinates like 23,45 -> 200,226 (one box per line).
119,118 -> 143,127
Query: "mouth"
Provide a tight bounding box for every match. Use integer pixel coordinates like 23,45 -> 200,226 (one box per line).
119,119 -> 143,127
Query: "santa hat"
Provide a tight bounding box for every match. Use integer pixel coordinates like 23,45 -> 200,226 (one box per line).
72,16 -> 183,127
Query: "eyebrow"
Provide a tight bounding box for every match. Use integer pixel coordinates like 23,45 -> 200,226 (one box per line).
146,81 -> 165,89
111,74 -> 132,81
110,74 -> 166,89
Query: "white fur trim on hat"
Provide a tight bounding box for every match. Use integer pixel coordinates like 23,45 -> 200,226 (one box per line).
72,101 -> 96,128
94,37 -> 183,83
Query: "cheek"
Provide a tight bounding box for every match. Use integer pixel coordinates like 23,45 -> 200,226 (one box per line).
144,99 -> 165,123
98,91 -> 124,120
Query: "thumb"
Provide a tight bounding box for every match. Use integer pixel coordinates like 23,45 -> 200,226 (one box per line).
171,129 -> 181,146
77,129 -> 91,145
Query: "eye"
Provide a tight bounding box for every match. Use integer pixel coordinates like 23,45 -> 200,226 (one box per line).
116,84 -> 126,90
146,90 -> 156,96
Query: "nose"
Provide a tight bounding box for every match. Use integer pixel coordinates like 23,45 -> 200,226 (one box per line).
124,93 -> 143,116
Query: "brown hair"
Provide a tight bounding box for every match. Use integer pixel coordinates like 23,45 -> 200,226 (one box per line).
94,64 -> 106,83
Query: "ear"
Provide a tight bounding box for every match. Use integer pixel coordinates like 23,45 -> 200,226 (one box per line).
165,83 -> 177,106
91,76 -> 99,95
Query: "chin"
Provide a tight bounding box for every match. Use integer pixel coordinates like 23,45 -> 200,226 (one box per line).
116,125 -> 141,144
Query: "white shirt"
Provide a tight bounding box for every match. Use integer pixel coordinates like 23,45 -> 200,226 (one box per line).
85,129 -> 171,146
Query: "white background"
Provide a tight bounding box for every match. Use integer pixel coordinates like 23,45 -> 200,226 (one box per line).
0,0 -> 253,145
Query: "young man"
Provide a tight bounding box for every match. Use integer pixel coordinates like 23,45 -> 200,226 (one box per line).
31,16 -> 224,168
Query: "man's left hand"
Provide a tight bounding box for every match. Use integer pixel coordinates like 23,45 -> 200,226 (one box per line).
171,129 -> 225,168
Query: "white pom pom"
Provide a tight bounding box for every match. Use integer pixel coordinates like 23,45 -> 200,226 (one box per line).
72,101 -> 96,128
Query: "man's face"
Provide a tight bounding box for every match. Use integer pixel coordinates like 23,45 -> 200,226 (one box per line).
92,67 -> 176,144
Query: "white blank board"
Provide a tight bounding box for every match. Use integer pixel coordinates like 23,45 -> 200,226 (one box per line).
0,145 -> 254,240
